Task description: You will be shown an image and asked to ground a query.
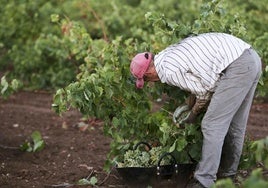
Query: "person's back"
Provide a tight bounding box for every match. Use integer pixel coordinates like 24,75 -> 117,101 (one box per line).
154,32 -> 251,98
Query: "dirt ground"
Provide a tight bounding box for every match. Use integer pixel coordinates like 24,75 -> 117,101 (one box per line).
0,91 -> 267,188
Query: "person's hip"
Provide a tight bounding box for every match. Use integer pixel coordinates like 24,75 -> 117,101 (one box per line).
222,48 -> 262,80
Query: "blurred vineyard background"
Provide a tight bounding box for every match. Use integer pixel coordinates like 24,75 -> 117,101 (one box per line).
0,0 -> 268,187
0,0 -> 267,93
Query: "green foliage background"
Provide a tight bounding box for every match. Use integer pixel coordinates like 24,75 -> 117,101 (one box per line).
1,0 -> 268,90
1,0 -> 268,181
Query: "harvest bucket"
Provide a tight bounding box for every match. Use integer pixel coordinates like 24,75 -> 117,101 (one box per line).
115,142 -> 196,187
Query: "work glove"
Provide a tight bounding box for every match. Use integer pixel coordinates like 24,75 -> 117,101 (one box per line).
173,105 -> 197,128
179,110 -> 197,125
173,94 -> 207,128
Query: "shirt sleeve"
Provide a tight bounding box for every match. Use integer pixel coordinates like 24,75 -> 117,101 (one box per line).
166,68 -> 212,100
183,72 -> 210,99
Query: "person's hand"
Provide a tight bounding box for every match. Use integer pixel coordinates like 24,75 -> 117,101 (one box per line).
173,105 -> 197,128
178,111 -> 197,125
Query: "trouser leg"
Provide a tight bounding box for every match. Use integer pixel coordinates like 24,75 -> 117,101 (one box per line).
194,48 -> 262,188
218,79 -> 259,177
218,49 -> 262,177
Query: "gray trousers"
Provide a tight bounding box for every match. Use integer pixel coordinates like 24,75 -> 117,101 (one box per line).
194,48 -> 262,188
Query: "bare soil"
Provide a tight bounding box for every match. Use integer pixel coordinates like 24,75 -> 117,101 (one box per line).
0,91 -> 267,188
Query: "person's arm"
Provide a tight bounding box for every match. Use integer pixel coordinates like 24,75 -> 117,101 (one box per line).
185,94 -> 196,109
180,93 -> 212,124
191,97 -> 210,115
184,93 -> 211,115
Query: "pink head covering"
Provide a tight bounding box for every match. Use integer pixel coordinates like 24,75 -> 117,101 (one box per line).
130,52 -> 153,89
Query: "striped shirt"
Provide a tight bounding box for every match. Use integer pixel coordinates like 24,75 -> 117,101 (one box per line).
154,33 -> 251,100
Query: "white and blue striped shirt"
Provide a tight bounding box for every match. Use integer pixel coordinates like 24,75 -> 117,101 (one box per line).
154,33 -> 251,100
